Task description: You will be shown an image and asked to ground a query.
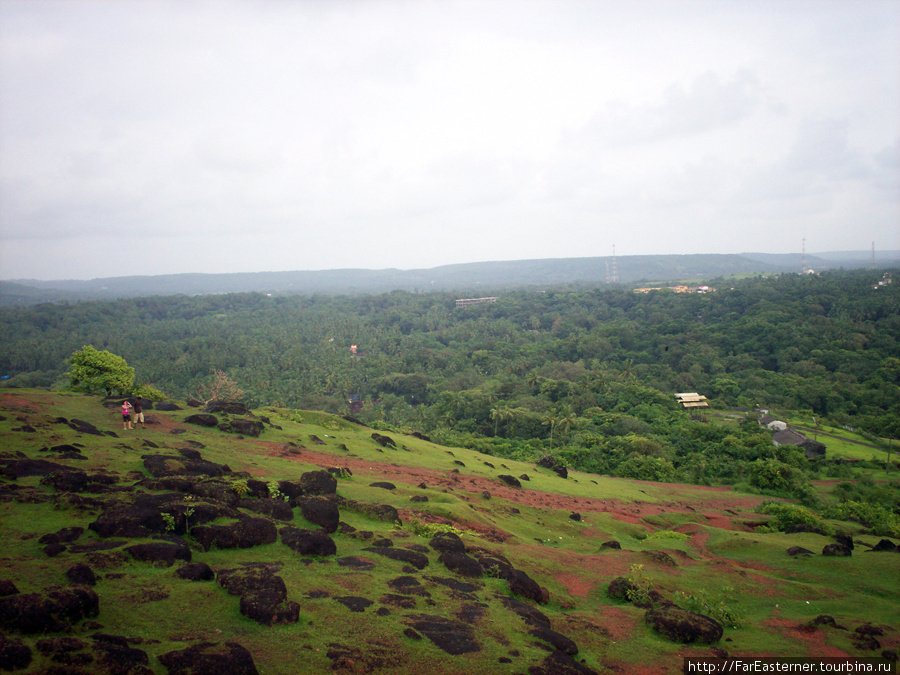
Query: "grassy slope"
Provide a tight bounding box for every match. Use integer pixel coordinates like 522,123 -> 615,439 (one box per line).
0,390 -> 896,674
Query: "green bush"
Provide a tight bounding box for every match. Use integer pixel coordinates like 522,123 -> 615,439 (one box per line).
825,501 -> 900,538
675,586 -> 745,629
758,502 -> 831,534
617,454 -> 677,482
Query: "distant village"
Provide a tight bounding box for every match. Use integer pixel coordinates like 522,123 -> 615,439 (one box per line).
634,285 -> 715,294
675,392 -> 826,460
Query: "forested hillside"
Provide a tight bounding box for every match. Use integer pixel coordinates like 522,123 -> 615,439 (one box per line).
1,269 -> 898,494
4,252 -> 897,306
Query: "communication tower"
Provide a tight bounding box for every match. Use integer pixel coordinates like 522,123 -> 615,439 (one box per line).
609,245 -> 619,283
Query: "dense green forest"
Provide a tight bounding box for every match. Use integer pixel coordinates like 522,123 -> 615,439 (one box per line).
1,269 -> 898,500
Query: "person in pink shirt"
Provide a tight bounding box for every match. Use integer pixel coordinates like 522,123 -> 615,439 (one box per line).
121,400 -> 133,430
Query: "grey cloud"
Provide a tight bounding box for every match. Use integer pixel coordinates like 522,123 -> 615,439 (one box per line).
567,69 -> 763,150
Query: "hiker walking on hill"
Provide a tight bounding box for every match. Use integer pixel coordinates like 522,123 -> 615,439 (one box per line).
121,399 -> 133,430
131,398 -> 145,429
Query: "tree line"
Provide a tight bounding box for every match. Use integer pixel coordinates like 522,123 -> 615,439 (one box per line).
1,269 -> 898,499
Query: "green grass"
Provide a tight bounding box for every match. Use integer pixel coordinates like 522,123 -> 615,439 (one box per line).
1,388 -> 898,674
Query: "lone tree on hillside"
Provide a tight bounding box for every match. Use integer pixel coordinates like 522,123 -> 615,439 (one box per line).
66,345 -> 135,396
195,369 -> 245,405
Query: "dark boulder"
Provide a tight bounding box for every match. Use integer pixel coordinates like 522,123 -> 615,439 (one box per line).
537,455 -> 568,479
184,414 -> 219,428
497,475 -> 521,488
834,533 -> 854,550
142,453 -> 229,478
89,496 -> 180,538
871,539 -> 898,552
204,401 -> 252,415
217,566 -> 285,598
822,543 -> 852,557
298,470 -> 337,496
155,401 -> 182,411
159,641 -> 259,675
41,470 -> 90,493
475,552 -> 514,579
0,586 -> 99,634
0,580 -> 19,597
67,419 -> 104,436
369,481 -> 396,490
219,418 -> 265,437
371,433 -> 396,448
645,606 -> 723,644
403,614 -> 480,655
787,546 -> 815,556
92,640 -> 149,673
175,562 -> 215,581
430,532 -> 465,554
530,626 -> 579,655
0,634 -> 32,671
240,591 -> 299,626
125,542 -> 192,567
507,568 -> 544,603
297,497 -> 339,533
607,576 -> 638,601
569,512 -> 582,521
192,517 -> 277,551
438,551 -> 483,578
241,497 -> 294,522
500,596 -> 551,629
39,527 -> 84,546
334,596 -> 374,613
65,564 -> 97,586
275,480 -> 305,501
601,540 -> 621,550
0,458 -> 70,479
280,526 -> 337,556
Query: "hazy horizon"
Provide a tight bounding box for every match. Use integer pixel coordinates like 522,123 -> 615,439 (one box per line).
2,1 -> 898,281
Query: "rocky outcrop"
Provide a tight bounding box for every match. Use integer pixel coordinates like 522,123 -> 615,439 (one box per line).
0,586 -> 99,634
537,455 -> 568,479
279,526 -> 337,556
159,641 -> 259,674
645,606 -> 723,644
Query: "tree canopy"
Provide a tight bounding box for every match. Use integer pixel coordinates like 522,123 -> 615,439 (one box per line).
65,345 -> 134,396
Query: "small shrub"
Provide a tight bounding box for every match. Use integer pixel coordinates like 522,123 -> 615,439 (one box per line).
408,518 -> 468,538
267,481 -> 288,502
625,563 -> 652,605
675,586 -> 745,629
161,512 -> 176,533
230,479 -> 250,497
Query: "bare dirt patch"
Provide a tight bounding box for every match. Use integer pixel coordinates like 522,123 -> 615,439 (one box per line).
764,616 -> 852,658
0,394 -> 42,412
267,443 -> 765,528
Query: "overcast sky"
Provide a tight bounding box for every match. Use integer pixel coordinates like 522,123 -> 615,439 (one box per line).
1,0 -> 898,281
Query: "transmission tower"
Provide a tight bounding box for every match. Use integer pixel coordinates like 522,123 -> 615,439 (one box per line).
609,245 -> 619,283
801,238 -> 807,274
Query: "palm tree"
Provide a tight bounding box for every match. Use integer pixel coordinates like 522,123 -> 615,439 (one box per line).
490,404 -> 513,437
544,412 -> 559,452
556,405 -> 577,439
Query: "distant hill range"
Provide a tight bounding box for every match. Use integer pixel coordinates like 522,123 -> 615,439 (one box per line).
2,251 -> 898,306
